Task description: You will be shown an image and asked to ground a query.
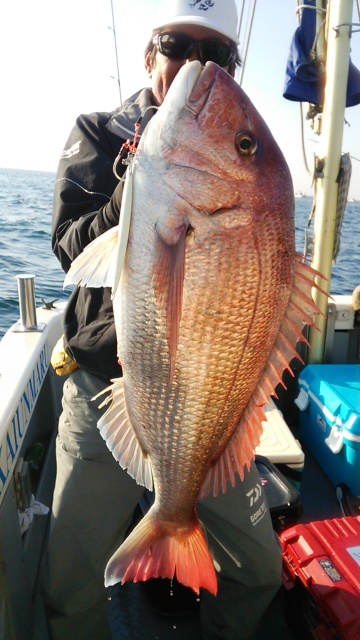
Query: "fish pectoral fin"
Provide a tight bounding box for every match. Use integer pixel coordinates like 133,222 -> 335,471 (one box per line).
64,226 -> 119,289
94,378 -> 153,491
152,222 -> 188,379
200,398 -> 265,499
104,507 -> 217,596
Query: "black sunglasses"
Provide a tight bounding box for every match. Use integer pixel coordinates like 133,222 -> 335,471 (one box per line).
153,32 -> 235,68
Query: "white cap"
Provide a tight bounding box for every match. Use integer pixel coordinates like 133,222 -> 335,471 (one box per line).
152,0 -> 239,44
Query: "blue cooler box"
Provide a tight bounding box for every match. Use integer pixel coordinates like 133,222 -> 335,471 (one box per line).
296,365 -> 360,496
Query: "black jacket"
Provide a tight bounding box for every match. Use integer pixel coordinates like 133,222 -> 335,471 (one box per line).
52,88 -> 156,381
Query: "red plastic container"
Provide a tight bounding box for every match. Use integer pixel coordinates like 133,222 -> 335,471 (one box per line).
280,517 -> 360,640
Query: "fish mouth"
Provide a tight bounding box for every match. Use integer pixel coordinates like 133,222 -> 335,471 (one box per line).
165,60 -> 224,119
161,62 -> 242,193
186,61 -> 220,115
158,62 -> 238,178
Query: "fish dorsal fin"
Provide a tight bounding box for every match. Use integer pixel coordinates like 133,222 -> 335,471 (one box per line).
64,226 -> 119,289
94,378 -> 153,491
199,398 -> 265,499
200,254 -> 326,498
152,222 -> 188,379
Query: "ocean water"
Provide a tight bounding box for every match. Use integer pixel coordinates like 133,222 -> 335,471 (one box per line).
0,168 -> 68,339
0,167 -> 359,339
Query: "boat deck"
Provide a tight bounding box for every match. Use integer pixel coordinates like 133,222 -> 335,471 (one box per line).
1,302 -> 358,639
104,438 -> 347,640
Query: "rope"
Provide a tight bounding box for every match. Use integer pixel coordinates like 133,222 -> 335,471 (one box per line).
333,153 -> 352,262
355,0 -> 360,22
299,103 -> 312,176
305,153 -> 352,263
295,1 -> 327,179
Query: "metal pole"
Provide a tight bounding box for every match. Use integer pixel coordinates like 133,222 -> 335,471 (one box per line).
307,0 -> 354,364
16,274 -> 37,330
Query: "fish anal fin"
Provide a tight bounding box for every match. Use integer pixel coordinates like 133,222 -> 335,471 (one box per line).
95,378 -> 153,491
64,226 -> 119,289
152,223 -> 188,379
104,508 -> 217,596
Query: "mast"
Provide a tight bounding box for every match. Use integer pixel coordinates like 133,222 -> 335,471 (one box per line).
307,0 -> 354,364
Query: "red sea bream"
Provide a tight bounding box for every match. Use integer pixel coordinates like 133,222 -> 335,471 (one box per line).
65,61 -> 325,596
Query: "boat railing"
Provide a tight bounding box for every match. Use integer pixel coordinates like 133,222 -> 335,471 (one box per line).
0,278 -> 66,639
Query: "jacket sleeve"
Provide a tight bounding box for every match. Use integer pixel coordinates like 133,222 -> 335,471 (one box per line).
52,111 -> 126,272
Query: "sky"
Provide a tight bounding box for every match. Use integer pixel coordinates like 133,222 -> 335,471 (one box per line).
0,0 -> 359,199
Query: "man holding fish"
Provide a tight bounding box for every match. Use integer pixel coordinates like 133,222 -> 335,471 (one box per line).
42,1 -> 308,638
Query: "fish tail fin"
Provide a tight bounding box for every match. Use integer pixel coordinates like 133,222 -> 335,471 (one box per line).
104,508 -> 217,596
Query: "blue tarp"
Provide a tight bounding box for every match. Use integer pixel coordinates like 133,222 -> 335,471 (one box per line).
283,0 -> 360,107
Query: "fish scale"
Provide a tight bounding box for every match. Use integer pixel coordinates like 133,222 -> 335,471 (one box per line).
65,60 -> 326,596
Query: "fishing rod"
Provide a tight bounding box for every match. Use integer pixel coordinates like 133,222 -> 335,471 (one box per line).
109,0 -> 122,105
236,0 -> 257,86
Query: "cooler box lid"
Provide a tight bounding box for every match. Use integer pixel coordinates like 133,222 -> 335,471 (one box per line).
297,365 -> 360,442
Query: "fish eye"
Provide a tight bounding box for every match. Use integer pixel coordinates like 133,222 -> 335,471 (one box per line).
235,132 -> 257,156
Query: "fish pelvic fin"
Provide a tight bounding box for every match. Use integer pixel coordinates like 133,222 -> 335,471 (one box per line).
200,254 -> 328,499
104,507 -> 217,596
94,378 -> 153,491
64,226 -> 119,289
152,222 -> 188,380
